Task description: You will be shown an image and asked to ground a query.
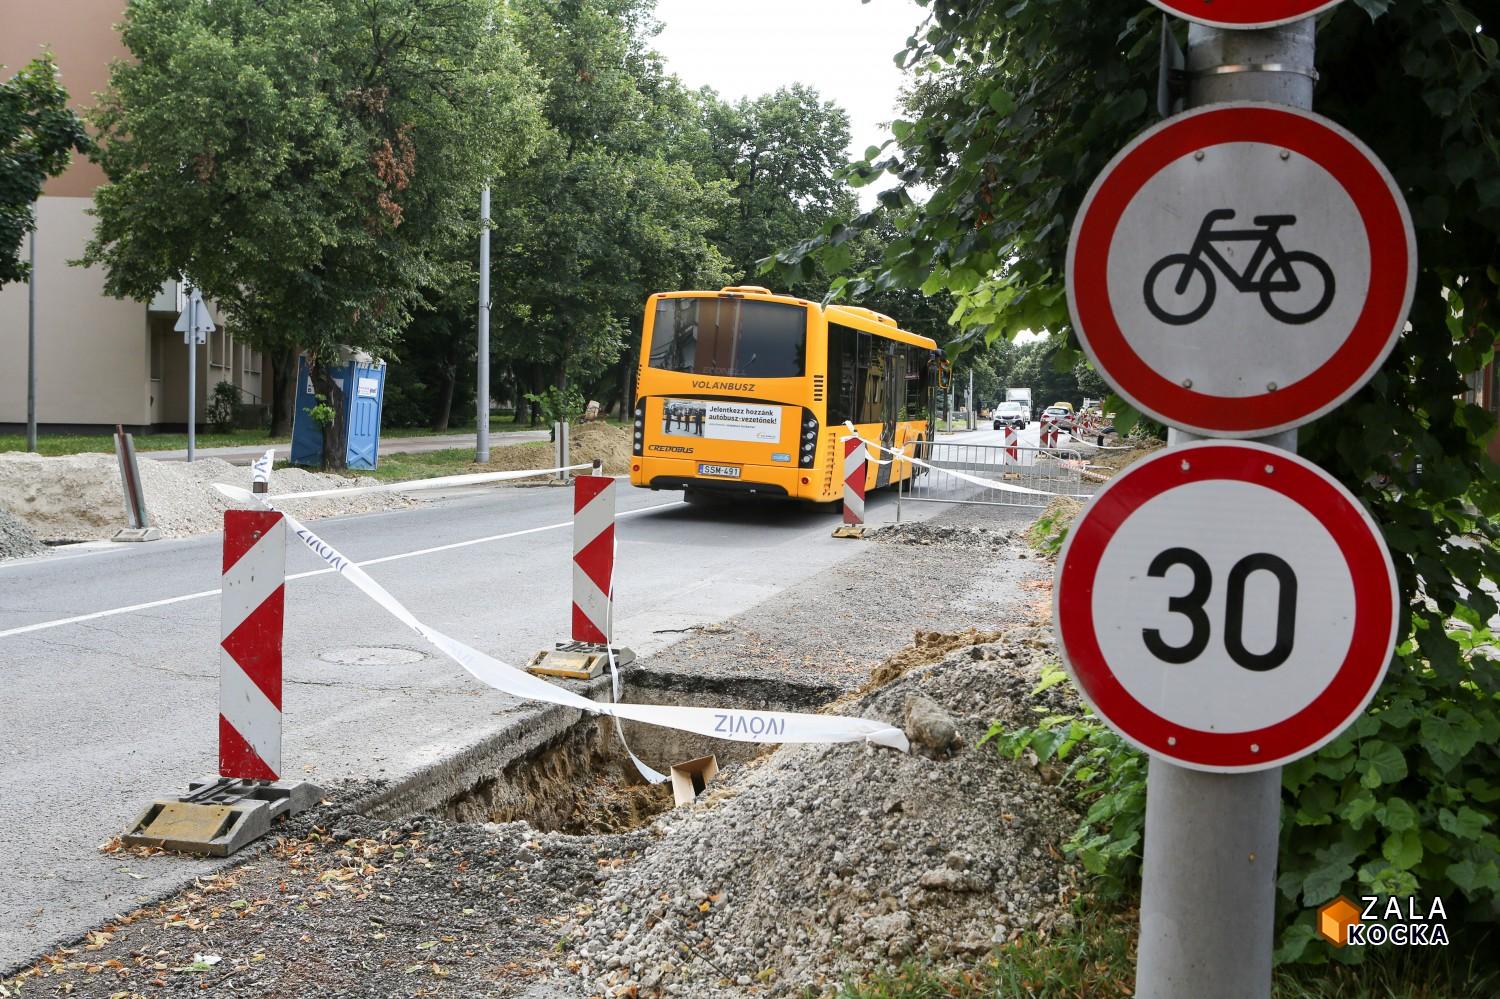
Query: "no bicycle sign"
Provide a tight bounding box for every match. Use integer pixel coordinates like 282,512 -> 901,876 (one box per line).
1066,102 -> 1415,437
1054,441 -> 1398,773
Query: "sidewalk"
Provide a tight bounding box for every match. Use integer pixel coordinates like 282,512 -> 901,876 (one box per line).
147,428 -> 551,464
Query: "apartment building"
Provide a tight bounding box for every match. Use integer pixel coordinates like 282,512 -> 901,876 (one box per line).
0,0 -> 264,433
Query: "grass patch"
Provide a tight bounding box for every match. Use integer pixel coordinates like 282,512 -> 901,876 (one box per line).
832,907 -> 1496,999
0,429 -> 279,455
343,443 -> 551,482
0,413 -> 576,458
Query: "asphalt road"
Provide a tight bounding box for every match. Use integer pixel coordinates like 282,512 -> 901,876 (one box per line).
0,481 -> 943,971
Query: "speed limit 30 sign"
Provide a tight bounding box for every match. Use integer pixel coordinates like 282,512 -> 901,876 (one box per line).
1055,441 -> 1397,772
1066,102 -> 1415,437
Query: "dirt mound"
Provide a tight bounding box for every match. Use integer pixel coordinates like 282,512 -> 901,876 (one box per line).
0,452 -> 413,542
866,522 -> 1012,551
570,421 -> 632,475
473,422 -> 633,478
863,627 -> 1007,692
1090,438 -> 1165,475
550,627 -> 1083,998
0,509 -> 46,561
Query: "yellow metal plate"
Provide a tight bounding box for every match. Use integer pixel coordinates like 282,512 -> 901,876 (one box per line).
528,651 -> 604,680
140,802 -> 234,843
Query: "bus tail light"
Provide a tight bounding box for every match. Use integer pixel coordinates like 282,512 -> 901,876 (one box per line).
798,409 -> 819,468
632,399 -> 646,457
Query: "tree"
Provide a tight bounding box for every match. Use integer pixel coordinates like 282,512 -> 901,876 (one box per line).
84,0 -> 540,467
775,0 -> 1500,959
695,84 -> 857,296
490,0 -> 728,418
0,55 -> 90,291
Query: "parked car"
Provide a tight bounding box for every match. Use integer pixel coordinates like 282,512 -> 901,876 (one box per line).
992,401 -> 1027,429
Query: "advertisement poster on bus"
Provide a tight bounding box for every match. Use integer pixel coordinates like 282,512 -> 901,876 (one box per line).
662,398 -> 783,442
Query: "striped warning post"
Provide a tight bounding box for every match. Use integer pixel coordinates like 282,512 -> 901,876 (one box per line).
1002,426 -> 1018,464
220,510 -> 286,780
572,475 -> 615,644
842,437 -> 867,526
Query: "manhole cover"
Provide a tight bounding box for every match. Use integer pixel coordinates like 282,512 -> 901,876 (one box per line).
317,646 -> 427,667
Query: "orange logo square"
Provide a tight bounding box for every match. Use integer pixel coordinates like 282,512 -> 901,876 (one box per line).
1317,896 -> 1361,946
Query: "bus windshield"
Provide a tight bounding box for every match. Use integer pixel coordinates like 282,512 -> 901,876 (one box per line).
648,297 -> 806,378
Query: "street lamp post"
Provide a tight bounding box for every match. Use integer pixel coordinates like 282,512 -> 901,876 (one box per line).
476,186 -> 492,463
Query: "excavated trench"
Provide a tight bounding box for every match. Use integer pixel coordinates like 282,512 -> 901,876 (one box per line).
435,670 -> 840,835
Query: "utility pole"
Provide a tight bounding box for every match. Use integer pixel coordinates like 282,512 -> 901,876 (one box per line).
1132,18 -> 1314,999
476,185 -> 492,464
26,227 -> 37,452
967,368 -> 976,430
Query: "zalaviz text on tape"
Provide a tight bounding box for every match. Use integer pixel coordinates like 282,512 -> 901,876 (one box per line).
841,423 -> 1090,499
212,481 -> 910,754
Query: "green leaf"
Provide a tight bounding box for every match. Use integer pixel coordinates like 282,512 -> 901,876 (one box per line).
1340,792 -> 1380,829
1380,797 -> 1418,832
1357,740 -> 1407,787
1437,806 -> 1489,842
1382,829 -> 1423,870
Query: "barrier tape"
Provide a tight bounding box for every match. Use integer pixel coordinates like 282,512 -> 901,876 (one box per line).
212,482 -> 910,753
842,423 -> 1089,499
267,464 -> 594,501
605,532 -> 668,785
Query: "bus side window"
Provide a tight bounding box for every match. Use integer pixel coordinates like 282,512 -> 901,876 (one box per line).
826,323 -> 858,425
857,333 -> 886,424
905,346 -> 929,419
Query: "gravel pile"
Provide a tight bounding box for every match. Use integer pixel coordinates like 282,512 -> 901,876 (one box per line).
544,626 -> 1082,999
0,452 -> 413,542
0,508 -> 46,561
865,522 -> 1014,551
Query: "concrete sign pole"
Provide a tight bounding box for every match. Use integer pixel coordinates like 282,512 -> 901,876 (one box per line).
26,228 -> 37,452
187,286 -> 197,463
1133,17 -> 1314,999
477,185 -> 492,464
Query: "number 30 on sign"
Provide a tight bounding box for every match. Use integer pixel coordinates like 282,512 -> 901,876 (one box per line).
1054,441 -> 1398,772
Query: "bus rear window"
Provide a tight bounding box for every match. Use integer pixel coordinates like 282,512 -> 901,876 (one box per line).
649,298 -> 807,378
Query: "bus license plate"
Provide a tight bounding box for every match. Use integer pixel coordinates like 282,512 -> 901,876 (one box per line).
698,463 -> 741,479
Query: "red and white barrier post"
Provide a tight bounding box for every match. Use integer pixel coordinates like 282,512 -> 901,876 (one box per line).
121,508 -> 319,856
1002,425 -> 1019,464
220,509 -> 286,779
531,468 -> 635,678
571,474 -> 615,645
834,436 -> 867,538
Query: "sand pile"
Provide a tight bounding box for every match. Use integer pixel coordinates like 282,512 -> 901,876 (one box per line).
474,422 -> 633,478
0,452 -> 413,542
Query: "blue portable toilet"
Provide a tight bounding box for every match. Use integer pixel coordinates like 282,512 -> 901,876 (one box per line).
344,360 -> 386,470
290,354 -> 387,469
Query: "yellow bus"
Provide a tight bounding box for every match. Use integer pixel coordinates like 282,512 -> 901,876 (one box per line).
629,285 -> 942,506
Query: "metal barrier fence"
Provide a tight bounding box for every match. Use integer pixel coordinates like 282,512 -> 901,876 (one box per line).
896,440 -> 1085,509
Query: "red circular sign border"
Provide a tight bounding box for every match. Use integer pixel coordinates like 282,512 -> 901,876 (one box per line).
1054,441 -> 1398,772
1067,103 -> 1415,437
1147,0 -> 1345,30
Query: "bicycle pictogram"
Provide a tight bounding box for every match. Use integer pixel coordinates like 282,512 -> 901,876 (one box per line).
1142,209 -> 1336,326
